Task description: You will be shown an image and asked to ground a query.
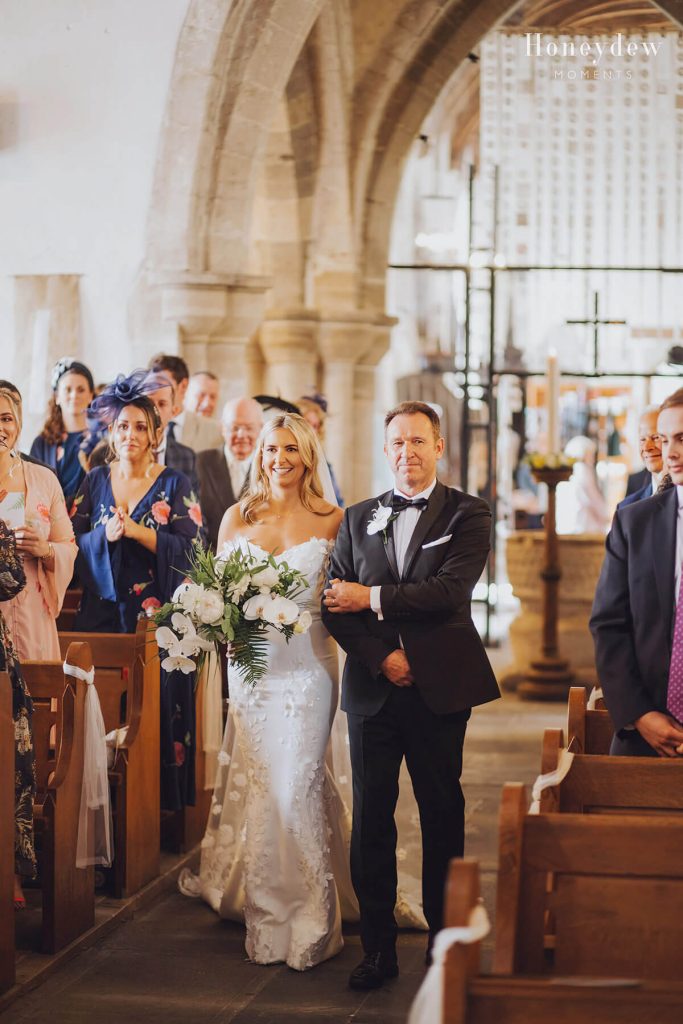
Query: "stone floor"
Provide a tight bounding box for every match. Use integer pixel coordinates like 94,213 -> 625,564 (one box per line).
2,664 -> 566,1024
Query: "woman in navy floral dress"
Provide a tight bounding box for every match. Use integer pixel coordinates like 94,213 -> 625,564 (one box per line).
70,373 -> 203,810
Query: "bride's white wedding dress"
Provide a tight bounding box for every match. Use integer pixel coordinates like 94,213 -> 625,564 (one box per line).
183,535 -> 426,971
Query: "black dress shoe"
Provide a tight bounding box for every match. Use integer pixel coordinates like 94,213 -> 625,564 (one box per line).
348,951 -> 399,990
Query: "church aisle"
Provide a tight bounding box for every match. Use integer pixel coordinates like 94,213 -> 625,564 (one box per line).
1,687 -> 563,1023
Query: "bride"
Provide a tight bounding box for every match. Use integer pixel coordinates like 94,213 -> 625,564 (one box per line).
183,412 -> 426,970
189,413 -> 350,970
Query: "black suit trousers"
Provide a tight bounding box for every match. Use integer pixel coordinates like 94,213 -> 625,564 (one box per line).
346,685 -> 470,953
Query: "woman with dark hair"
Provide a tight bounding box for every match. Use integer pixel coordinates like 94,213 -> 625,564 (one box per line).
30,358 -> 95,504
0,519 -> 36,908
71,370 -> 203,809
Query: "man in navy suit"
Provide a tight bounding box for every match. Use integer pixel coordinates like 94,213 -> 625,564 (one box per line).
590,388 -> 683,758
619,406 -> 664,509
146,374 -> 200,500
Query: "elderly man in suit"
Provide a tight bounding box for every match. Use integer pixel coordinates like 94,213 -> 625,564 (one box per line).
196,397 -> 264,551
618,406 -> 665,509
148,354 -> 222,452
590,387 -> 683,758
321,400 -> 499,990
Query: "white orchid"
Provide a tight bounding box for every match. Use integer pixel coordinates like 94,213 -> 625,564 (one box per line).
161,653 -> 196,674
243,593 -> 275,620
367,502 -> 395,537
293,610 -> 312,635
262,596 -> 299,626
253,564 -> 280,593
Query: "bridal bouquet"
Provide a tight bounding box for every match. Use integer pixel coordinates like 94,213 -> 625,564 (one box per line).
153,543 -> 312,687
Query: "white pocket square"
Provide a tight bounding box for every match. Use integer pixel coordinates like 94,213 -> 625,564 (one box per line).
422,534 -> 452,549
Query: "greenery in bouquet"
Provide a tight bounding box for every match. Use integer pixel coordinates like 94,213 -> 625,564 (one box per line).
153,543 -> 312,687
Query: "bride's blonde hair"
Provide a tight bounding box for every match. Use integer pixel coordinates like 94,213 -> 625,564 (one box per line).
240,413 -> 327,524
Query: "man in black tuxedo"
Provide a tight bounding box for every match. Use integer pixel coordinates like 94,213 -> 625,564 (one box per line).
322,401 -> 499,990
196,397 -> 263,550
590,388 -> 683,758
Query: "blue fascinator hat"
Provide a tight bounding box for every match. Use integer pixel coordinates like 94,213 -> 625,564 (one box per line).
90,369 -> 170,426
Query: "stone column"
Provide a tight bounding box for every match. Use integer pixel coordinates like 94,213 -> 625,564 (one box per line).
258,309 -> 321,403
156,272 -> 271,400
319,312 -> 394,505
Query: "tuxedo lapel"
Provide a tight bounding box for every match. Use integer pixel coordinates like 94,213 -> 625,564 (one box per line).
652,487 -> 677,634
401,481 -> 447,579
370,491 -> 399,581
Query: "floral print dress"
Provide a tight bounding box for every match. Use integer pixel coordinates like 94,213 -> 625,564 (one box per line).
71,466 -> 202,810
0,520 -> 36,878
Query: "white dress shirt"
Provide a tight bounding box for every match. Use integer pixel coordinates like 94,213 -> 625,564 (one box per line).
370,478 -> 437,618
676,485 -> 683,606
225,447 -> 251,499
171,410 -> 186,444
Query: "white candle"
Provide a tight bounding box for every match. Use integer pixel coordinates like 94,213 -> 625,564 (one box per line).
546,348 -> 560,453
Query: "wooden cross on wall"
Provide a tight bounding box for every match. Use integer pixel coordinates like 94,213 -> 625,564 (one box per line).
566,291 -> 627,375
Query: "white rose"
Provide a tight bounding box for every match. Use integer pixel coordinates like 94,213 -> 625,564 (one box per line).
367,504 -> 392,536
197,589 -> 225,625
242,594 -> 275,620
254,564 -> 280,591
262,596 -> 299,626
293,609 -> 312,635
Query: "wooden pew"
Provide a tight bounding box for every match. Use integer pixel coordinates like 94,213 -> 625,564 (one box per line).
440,785 -> 683,1021
539,727 -> 683,816
565,685 -> 613,755
0,670 -> 15,993
25,643 -> 94,953
58,620 -> 160,897
441,856 -> 683,1024
56,588 -> 82,632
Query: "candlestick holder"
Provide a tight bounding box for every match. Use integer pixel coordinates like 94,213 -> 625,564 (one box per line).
518,463 -> 577,701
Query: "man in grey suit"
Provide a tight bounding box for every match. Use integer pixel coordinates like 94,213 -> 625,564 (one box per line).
197,397 -> 264,550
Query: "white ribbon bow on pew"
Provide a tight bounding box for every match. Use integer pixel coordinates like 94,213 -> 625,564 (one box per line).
529,747 -> 575,814
63,661 -> 113,868
407,902 -> 491,1024
587,686 -> 604,710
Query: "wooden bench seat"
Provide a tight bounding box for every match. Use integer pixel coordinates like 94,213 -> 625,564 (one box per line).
565,685 -> 613,755
438,786 -> 683,1021
23,643 -> 94,954
57,620 -> 160,897
0,670 -> 15,993
441,858 -> 683,1024
538,727 -> 683,815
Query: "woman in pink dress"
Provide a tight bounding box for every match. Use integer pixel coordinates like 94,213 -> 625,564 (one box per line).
0,384 -> 76,660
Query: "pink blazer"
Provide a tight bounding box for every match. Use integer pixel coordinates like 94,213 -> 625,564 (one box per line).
3,461 -> 77,661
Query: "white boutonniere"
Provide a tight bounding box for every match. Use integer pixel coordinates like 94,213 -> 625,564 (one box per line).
366,502 -> 398,544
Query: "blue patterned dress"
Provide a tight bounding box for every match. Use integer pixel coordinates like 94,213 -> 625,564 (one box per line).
71,466 -> 203,810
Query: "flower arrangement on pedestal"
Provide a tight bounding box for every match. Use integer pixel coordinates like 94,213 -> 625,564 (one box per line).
153,544 -> 311,687
524,452 -> 577,471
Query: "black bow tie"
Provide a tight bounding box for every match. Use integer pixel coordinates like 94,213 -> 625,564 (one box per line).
391,495 -> 429,513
